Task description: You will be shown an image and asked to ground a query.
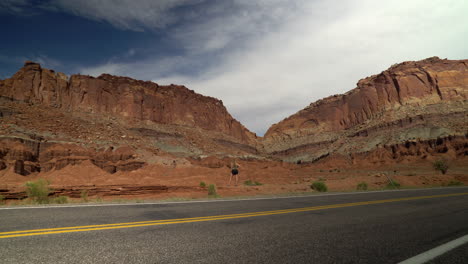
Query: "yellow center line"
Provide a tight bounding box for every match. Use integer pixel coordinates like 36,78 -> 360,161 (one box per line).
1,192 -> 467,239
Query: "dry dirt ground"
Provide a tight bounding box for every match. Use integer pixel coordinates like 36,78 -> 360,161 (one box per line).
1,158 -> 466,204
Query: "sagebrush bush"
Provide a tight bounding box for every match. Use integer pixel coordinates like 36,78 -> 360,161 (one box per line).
199,181 -> 206,188
311,181 -> 328,192
25,179 -> 50,204
386,180 -> 401,189
447,181 -> 463,186
356,182 -> 368,191
433,160 -> 449,174
54,196 -> 69,204
0,194 -> 5,205
208,184 -> 217,196
244,180 -> 262,186
80,190 -> 89,202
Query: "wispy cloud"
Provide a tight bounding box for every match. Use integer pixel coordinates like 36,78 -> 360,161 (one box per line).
31,54 -> 62,69
0,53 -> 63,80
0,54 -> 61,67
143,0 -> 468,134
45,0 -> 200,31
20,0 -> 468,135
0,0 -> 37,15
79,55 -> 191,80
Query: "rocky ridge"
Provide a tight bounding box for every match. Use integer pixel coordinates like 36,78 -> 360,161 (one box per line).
0,62 -> 261,176
0,61 -> 256,144
0,57 -> 467,179
263,57 -> 468,162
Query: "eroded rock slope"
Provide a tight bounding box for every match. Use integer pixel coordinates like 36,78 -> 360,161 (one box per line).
0,57 -> 467,177
263,57 -> 468,163
0,61 -> 256,143
0,62 -> 259,175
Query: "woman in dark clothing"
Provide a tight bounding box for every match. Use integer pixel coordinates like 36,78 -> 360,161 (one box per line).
228,160 -> 240,186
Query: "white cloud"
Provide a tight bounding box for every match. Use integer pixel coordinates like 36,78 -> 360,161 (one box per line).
31,54 -> 62,69
76,0 -> 468,135
79,62 -> 123,76
169,0 -> 301,54
79,56 -> 190,79
45,0 -> 200,31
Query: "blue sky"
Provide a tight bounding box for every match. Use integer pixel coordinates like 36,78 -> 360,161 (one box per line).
1,0 -> 467,135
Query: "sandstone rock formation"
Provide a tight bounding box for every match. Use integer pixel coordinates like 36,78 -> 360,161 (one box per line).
0,136 -> 144,176
263,57 -> 468,163
1,57 -> 468,199
0,57 -> 467,179
0,62 -> 260,176
0,61 -> 256,144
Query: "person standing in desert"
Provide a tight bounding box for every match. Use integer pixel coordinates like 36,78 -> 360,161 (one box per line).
228,159 -> 241,186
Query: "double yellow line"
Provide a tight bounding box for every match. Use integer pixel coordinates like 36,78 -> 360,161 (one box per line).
1,192 -> 467,239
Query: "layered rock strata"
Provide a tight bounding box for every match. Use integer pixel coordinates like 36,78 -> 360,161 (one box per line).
0,136 -> 144,176
1,57 -> 467,177
263,57 -> 468,162
0,61 -> 256,144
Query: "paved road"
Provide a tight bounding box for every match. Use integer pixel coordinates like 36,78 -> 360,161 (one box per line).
1,187 -> 467,263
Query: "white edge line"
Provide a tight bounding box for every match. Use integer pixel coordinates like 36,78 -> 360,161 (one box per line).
398,234 -> 468,264
0,186 -> 467,210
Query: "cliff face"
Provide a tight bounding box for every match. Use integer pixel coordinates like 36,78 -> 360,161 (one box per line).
263,57 -> 468,162
0,136 -> 144,176
0,61 -> 256,144
0,57 -> 467,177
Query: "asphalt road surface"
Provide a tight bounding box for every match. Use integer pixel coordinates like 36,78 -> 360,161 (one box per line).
1,187 -> 467,263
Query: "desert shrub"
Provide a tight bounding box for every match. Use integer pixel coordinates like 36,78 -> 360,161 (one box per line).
447,181 -> 463,186
0,195 -> 5,205
386,180 -> 401,189
208,184 -> 217,196
311,181 -> 328,192
433,160 -> 449,174
356,182 -> 368,191
80,190 -> 89,202
244,180 -> 262,186
53,196 -> 69,204
25,179 -> 50,204
199,181 -> 206,188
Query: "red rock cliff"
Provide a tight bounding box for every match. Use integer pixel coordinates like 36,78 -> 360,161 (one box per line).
263,57 -> 468,161
0,62 -> 256,143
